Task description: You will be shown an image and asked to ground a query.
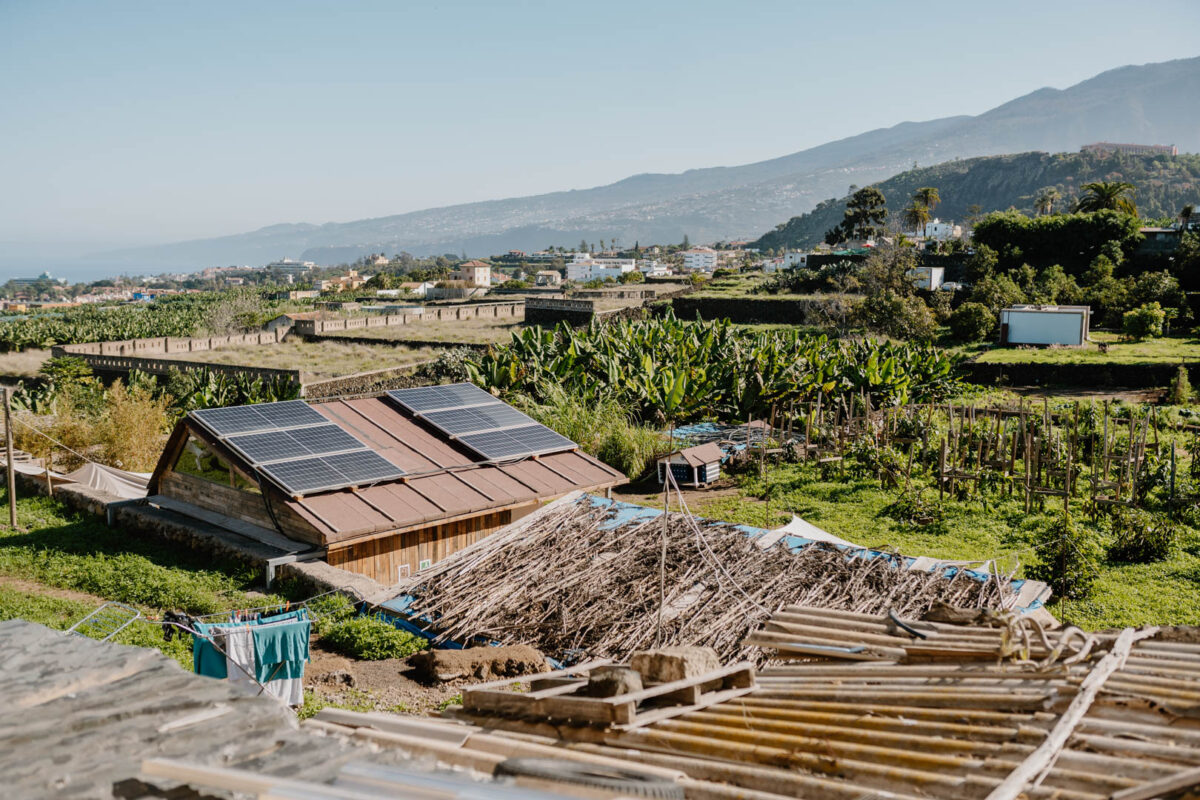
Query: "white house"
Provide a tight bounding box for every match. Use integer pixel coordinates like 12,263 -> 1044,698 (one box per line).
394,281 -> 437,298
923,219 -> 962,241
452,261 -> 492,287
534,270 -> 562,287
908,266 -> 945,291
639,260 -> 672,277
999,305 -> 1091,347
681,247 -> 718,272
566,258 -> 637,282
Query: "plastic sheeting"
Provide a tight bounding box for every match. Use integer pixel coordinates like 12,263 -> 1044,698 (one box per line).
63,463 -> 150,499
771,515 -> 859,548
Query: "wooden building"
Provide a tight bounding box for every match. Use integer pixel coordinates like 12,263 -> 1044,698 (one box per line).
147,389 -> 623,583
656,443 -> 724,488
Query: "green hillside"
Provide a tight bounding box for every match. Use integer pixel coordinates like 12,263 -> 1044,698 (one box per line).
753,151 -> 1200,251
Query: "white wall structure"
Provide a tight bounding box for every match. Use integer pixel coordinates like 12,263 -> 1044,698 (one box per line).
909,266 -> 945,291
681,248 -> 718,271
566,258 -> 637,282
1000,305 -> 1091,347
923,219 -> 962,240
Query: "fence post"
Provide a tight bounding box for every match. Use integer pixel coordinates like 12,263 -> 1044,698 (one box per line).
4,388 -> 16,529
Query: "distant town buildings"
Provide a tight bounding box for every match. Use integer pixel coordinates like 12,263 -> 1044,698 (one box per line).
922,219 -> 962,241
681,247 -> 718,272
566,254 -> 638,282
265,259 -> 317,280
1081,142 -> 1178,157
318,269 -> 368,292
452,260 -> 492,287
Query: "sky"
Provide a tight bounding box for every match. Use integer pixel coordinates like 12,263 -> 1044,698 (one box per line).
2,0 -> 1199,264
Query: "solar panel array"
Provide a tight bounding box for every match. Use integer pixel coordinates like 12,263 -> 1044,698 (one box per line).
190,400 -> 405,495
386,383 -> 578,462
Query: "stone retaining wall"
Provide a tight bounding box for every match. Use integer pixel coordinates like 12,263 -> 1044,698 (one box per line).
295,301 -> 523,336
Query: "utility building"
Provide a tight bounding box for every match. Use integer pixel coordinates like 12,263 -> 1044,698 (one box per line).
148,385 -> 623,583
999,305 -> 1091,347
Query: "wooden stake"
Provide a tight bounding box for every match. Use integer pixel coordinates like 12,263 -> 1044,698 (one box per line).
3,388 -> 15,529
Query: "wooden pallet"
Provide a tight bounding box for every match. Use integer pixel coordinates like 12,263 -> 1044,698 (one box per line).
461,660 -> 756,730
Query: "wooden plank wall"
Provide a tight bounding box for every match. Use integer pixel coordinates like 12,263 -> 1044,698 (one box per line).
326,509 -> 514,583
159,471 -> 323,546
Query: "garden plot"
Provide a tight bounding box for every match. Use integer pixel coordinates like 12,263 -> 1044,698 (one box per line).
332,315 -> 524,345
157,339 -> 439,378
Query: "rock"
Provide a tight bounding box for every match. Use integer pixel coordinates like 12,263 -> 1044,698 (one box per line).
409,645 -> 548,683
315,670 -> 356,688
585,666 -> 643,698
630,647 -> 721,684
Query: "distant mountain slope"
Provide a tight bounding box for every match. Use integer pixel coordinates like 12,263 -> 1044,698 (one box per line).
751,151 -> 1200,251
95,56 -> 1200,269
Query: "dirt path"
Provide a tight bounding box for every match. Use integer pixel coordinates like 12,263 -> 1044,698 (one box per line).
0,574 -> 111,607
305,645 -> 467,715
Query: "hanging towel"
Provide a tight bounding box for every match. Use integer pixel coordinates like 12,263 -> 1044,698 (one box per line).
253,619 -> 310,681
191,622 -> 228,680
223,626 -> 258,694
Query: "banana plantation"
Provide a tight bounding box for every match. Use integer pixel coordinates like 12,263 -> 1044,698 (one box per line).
468,312 -> 960,424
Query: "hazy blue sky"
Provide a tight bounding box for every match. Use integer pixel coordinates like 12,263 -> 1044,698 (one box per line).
2,0 -> 1198,255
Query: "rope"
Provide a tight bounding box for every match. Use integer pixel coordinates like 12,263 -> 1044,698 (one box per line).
8,414 -> 96,465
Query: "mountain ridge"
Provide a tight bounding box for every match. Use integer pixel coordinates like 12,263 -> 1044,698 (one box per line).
93,56 -> 1200,269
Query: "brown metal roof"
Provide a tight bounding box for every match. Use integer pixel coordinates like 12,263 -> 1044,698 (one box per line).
663,442 -> 725,468
172,394 -> 623,547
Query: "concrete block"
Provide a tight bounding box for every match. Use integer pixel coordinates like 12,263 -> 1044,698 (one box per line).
630,646 -> 721,684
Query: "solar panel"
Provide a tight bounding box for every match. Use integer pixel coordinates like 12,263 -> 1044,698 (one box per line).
191,405 -> 273,436
191,400 -> 327,437
224,424 -> 365,465
422,404 -> 532,436
252,400 -> 328,430
455,430 -> 531,461
386,383 -> 498,414
322,450 -> 407,484
505,424 -> 576,453
260,458 -> 348,495
286,424 -> 365,457
191,400 -> 406,495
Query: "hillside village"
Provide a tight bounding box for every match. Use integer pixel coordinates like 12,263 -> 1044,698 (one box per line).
7,12 -> 1200,795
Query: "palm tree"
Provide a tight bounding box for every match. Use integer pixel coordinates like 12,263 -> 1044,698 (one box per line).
903,202 -> 931,236
1034,187 -> 1061,216
914,187 -> 941,214
1075,181 -> 1138,216
1180,203 -> 1195,236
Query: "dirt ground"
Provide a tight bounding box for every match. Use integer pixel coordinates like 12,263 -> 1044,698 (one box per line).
1006,385 -> 1165,403
0,575 -> 110,606
304,644 -> 547,716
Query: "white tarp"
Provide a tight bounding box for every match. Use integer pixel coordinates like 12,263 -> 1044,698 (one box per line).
772,515 -> 859,548
64,463 -> 150,500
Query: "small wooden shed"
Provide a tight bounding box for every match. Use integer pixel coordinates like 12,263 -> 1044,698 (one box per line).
657,443 -> 725,488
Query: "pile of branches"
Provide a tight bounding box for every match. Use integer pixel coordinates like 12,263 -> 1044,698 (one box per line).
405,499 -> 1015,663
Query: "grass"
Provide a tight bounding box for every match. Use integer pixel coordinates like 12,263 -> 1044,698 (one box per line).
0,348 -> 50,378
158,339 -> 439,378
974,331 -> 1200,365
334,316 -> 525,345
0,492 -> 285,666
627,459 -> 1200,631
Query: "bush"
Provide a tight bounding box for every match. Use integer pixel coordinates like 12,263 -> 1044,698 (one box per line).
859,292 -> 938,341
619,270 -> 645,284
320,614 -> 428,660
1169,365 -> 1194,405
1026,516 -> 1102,600
949,302 -> 996,342
1107,508 -> 1179,563
96,380 -> 173,471
1122,302 -> 1167,341
415,347 -> 475,384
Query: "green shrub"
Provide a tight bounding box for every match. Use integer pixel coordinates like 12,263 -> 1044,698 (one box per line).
321,614 -> 428,660
1122,302 -> 1167,341
619,270 -> 645,284
1169,365 -> 1194,405
859,292 -> 938,341
1107,508 -> 1179,563
1026,516 -> 1102,600
949,302 -> 996,342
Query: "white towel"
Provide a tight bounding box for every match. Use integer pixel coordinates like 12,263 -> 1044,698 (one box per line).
222,625 -> 304,706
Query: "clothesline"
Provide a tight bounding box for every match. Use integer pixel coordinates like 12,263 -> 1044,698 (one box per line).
190,586 -> 355,621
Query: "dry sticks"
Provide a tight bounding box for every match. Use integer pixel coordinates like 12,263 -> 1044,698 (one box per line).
401,499 -> 1014,663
